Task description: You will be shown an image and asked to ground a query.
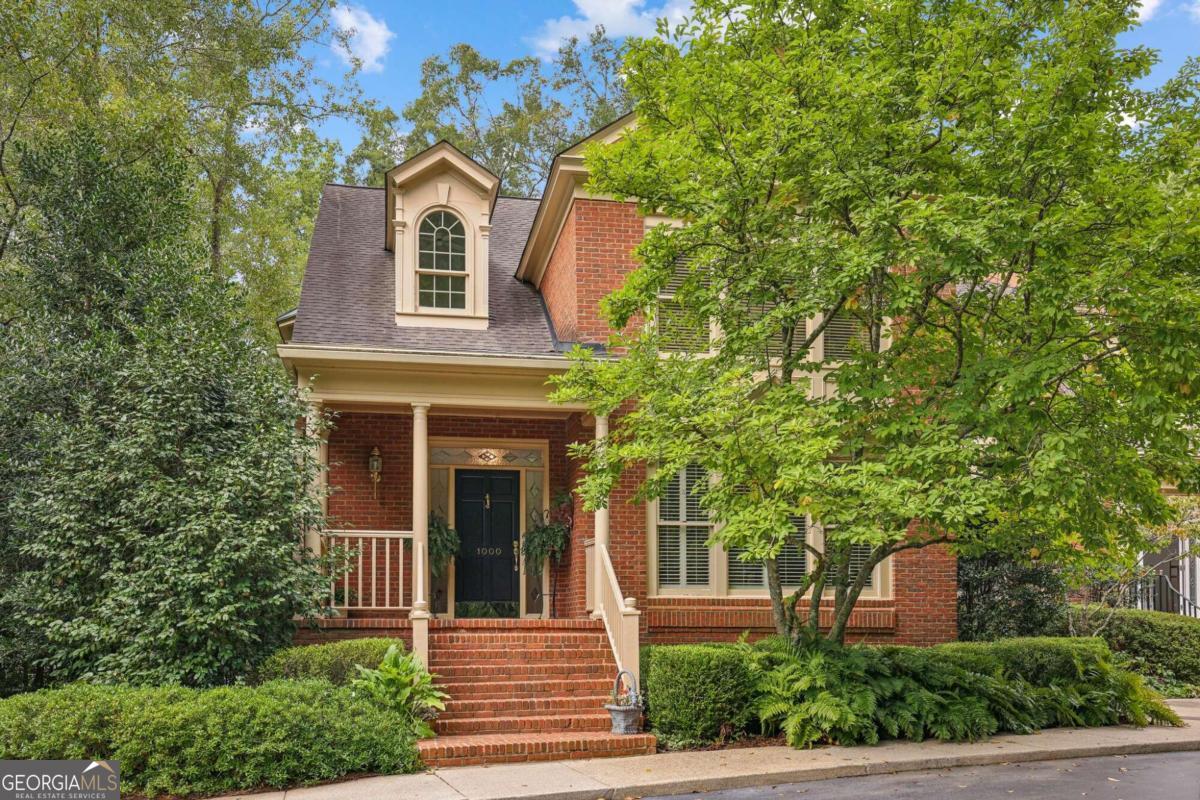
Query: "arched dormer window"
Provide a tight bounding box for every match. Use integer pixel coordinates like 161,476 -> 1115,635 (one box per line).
386,142 -> 498,329
417,210 -> 467,309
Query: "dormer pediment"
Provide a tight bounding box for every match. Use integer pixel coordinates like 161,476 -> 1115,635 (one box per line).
385,141 -> 500,252
385,142 -> 501,330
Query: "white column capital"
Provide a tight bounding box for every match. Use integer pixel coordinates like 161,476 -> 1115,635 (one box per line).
411,402 -> 431,414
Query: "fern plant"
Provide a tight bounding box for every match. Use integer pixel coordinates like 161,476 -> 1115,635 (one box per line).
522,493 -> 572,617
751,636 -> 1179,751
428,513 -> 459,579
352,644 -> 448,739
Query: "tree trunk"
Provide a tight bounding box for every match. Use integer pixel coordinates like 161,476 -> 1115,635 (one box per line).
766,557 -> 804,640
826,550 -> 885,644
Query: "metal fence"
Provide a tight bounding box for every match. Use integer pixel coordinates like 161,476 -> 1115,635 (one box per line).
1135,572 -> 1200,619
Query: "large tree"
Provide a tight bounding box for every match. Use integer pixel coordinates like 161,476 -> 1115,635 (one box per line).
340,27 -> 632,194
0,125 -> 329,690
554,0 -> 1200,644
0,0 -> 357,342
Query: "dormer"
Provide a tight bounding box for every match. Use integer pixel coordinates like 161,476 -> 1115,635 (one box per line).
386,142 -> 500,330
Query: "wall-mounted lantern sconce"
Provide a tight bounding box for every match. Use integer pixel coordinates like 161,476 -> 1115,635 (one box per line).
368,446 -> 383,498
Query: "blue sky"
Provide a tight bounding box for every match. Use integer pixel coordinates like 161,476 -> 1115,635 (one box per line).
315,0 -> 1200,152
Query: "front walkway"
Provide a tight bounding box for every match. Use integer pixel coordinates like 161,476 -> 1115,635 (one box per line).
226,700 -> 1200,800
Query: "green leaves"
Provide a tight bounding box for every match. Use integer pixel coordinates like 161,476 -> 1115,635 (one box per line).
352,645 -> 448,740
0,125 -> 330,690
556,0 -> 1200,644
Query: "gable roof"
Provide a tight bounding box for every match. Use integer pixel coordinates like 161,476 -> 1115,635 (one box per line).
290,186 -> 559,357
516,112 -> 635,285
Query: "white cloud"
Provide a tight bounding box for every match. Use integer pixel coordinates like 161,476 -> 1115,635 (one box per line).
331,4 -> 394,74
1188,0 -> 1200,22
530,0 -> 692,60
1135,0 -> 1166,21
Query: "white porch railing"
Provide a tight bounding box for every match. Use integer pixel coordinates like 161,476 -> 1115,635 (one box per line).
324,530 -> 414,611
590,542 -> 641,684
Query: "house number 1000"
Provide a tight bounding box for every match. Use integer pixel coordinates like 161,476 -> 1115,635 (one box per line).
475,547 -> 504,557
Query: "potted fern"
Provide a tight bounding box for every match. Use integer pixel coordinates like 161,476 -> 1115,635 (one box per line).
523,493 -> 572,617
428,512 -> 459,579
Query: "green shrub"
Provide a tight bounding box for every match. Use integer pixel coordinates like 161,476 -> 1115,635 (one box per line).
645,644 -> 756,746
0,681 -> 421,797
257,638 -> 400,685
1074,607 -> 1200,685
753,637 -> 1179,750
352,644 -> 447,738
928,636 -> 1112,683
957,554 -> 1068,641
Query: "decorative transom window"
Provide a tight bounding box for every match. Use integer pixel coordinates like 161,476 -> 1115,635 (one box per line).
417,210 -> 467,309
656,464 -> 712,588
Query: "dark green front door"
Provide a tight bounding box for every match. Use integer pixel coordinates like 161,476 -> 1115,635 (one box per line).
455,469 -> 520,605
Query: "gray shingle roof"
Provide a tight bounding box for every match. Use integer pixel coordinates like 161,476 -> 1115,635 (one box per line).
291,185 -> 559,357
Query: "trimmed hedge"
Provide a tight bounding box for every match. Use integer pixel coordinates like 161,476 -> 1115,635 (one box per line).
1078,608 -> 1200,685
924,636 -> 1112,683
257,638 -> 400,685
644,644 -> 756,746
0,681 -> 421,797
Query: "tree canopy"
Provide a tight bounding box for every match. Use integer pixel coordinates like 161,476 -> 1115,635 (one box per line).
343,28 -> 632,194
554,0 -> 1200,644
0,124 -> 330,690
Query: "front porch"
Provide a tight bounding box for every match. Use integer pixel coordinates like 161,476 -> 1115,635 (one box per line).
296,390 -> 648,766
305,401 -> 637,637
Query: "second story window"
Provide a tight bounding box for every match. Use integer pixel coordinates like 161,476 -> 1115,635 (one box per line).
417,210 -> 467,309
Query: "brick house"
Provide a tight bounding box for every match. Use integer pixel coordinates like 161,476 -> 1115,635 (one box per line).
278,117 -> 958,765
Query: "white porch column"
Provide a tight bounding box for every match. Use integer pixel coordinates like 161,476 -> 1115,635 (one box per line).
591,414 -> 610,619
410,402 -> 431,665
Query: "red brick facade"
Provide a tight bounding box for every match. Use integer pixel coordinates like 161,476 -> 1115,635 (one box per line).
322,409 -> 957,646
540,199 -> 644,345
313,191 -> 957,647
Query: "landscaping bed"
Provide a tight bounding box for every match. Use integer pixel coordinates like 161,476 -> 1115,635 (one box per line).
641,636 -> 1181,749
0,638 -> 427,798
1064,607 -> 1200,697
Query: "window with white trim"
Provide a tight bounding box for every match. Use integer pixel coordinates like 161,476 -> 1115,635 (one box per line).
657,257 -> 710,353
822,522 -> 874,588
729,515 -> 809,589
823,310 -> 871,361
417,210 -> 467,309
656,464 -> 712,587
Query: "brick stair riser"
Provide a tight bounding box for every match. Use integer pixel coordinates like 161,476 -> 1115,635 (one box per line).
432,660 -> 615,675
437,679 -> 612,700
430,635 -> 609,647
416,733 -> 657,768
430,620 -> 604,629
440,695 -> 609,718
429,647 -> 609,662
434,713 -> 611,736
434,664 -> 614,681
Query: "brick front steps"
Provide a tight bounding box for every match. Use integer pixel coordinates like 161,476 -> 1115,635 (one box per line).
416,731 -> 658,768
418,618 -> 657,768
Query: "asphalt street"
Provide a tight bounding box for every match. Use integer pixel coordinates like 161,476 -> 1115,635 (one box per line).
646,751 -> 1200,800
